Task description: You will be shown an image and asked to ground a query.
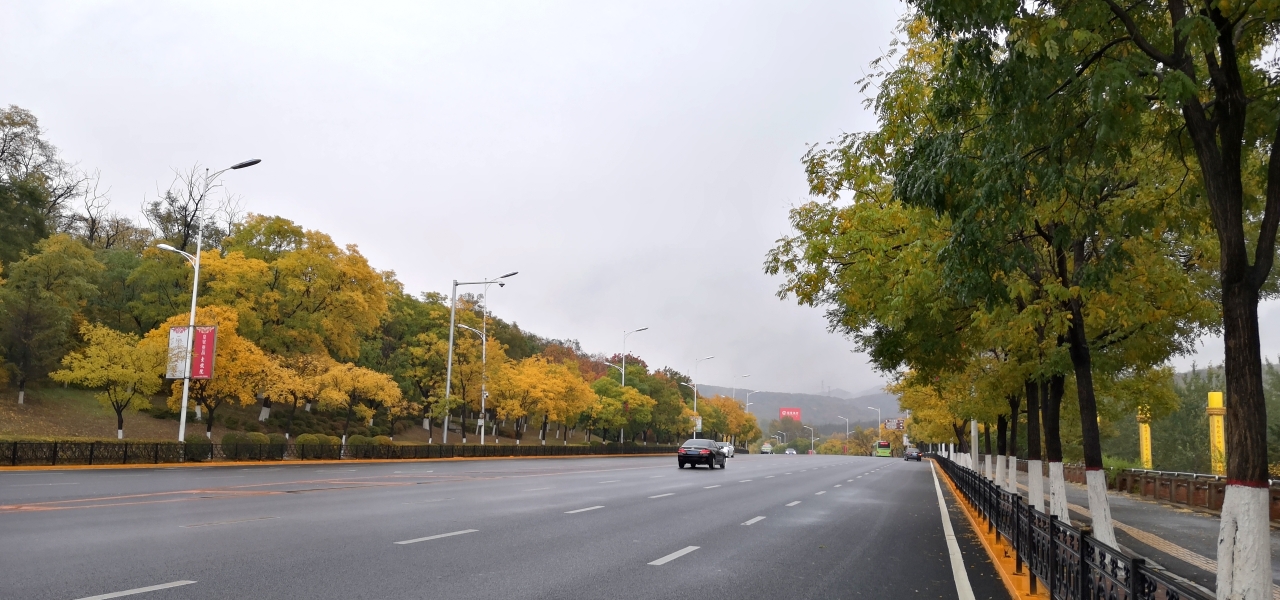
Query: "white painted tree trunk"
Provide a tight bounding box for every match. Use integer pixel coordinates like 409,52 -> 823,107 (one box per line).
304,401 -> 311,413
17,390 -> 24,404
995,454 -> 1006,487
1028,459 -> 1044,512
117,429 -> 123,440
195,405 -> 202,421
1085,469 -> 1117,548
1048,462 -> 1070,521
1216,485 -> 1272,600
259,406 -> 270,421
1005,457 -> 1017,492
986,454 -> 995,480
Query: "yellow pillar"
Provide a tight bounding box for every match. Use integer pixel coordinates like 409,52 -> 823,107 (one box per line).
1138,412 -> 1152,470
1207,391 -> 1226,476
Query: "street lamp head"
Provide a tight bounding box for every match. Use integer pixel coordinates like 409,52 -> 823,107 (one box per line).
230,159 -> 261,170
868,406 -> 876,410
634,327 -> 648,332
156,244 -> 178,252
499,271 -> 518,279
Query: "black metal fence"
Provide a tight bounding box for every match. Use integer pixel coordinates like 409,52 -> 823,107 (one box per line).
932,454 -> 1211,600
3,440 -> 681,466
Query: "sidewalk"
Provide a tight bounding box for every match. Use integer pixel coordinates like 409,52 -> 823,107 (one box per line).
1012,468 -> 1280,597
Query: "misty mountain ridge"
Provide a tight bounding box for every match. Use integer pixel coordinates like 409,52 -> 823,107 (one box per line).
694,384 -> 903,427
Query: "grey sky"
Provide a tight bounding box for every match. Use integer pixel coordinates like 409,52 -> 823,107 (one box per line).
3,2 -> 1266,396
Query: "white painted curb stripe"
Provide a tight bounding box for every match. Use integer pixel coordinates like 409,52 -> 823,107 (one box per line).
76,580 -> 196,599
930,462 -> 975,600
742,516 -> 766,525
565,505 -> 604,514
648,545 -> 700,565
648,493 -> 673,498
395,529 -> 478,545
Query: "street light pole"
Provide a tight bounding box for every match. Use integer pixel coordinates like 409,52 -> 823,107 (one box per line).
803,425 -> 814,453
457,324 -> 490,445
692,355 -> 713,412
731,374 -> 750,401
156,158 -> 260,443
443,272 -> 517,444
775,431 -> 787,444
836,415 -> 850,439
621,327 -> 648,387
869,406 -> 882,442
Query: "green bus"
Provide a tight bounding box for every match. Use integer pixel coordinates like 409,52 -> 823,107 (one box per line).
874,440 -> 892,457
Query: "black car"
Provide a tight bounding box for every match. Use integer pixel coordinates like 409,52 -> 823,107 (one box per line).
677,439 -> 725,469
904,448 -> 922,461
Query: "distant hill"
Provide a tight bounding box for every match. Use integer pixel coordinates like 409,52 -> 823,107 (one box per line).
695,384 -> 902,428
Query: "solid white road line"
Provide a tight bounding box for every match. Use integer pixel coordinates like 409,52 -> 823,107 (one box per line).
565,505 -> 605,514
815,491 -> 826,495
75,580 -> 196,599
703,485 -> 721,489
598,480 -> 621,483
930,462 -> 976,600
10,482 -> 79,486
742,516 -> 766,525
786,501 -> 801,507
649,493 -> 674,498
648,545 -> 700,565
180,516 -> 278,528
524,487 -> 551,491
395,529 -> 479,545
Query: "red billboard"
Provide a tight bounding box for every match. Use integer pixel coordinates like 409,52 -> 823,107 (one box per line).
780,407 -> 801,421
190,326 -> 217,379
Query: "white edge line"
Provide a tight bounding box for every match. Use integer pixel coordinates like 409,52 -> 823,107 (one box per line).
648,545 -> 700,565
565,505 -> 605,514
742,516 -> 766,525
76,580 -> 197,600
930,462 -> 976,600
394,529 -> 478,545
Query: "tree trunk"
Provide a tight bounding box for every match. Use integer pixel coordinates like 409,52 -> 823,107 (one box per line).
116,408 -> 125,440
204,402 -> 217,438
1066,297 -> 1116,547
540,415 -> 548,446
1025,380 -> 1044,512
258,395 -> 271,422
996,414 -> 1008,491
1006,395 -> 1020,493
1044,376 -> 1069,521
17,378 -> 25,404
341,401 -> 354,445
983,422 -> 993,479
461,408 -> 468,444
285,395 -> 300,440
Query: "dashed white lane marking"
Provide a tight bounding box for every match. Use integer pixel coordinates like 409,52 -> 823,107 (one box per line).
704,485 -> 721,489
742,516 -> 766,525
395,529 -> 478,545
857,476 -> 863,478
834,484 -> 842,488
739,479 -> 753,482
786,501 -> 801,507
649,493 -> 674,498
180,516 -> 277,528
650,475 -> 664,478
565,506 -> 605,514
815,491 -> 826,495
76,580 -> 197,600
598,480 -> 621,484
524,487 -> 551,491
765,476 -> 775,478
929,462 -> 975,600
785,473 -> 793,475
649,545 -> 700,565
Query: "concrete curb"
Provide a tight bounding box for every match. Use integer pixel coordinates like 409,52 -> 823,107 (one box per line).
931,458 -> 1038,599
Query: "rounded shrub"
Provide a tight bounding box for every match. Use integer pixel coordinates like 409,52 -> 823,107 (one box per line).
221,432 -> 246,446
185,433 -> 213,462
294,433 -> 319,445
244,432 -> 269,445
346,435 -> 373,446
373,435 -> 393,446
267,433 -> 287,446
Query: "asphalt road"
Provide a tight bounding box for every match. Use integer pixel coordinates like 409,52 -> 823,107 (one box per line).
0,454 -> 1007,600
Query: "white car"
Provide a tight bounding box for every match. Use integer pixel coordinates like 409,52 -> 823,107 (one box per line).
716,442 -> 734,457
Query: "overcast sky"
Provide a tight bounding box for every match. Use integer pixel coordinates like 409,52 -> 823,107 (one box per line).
2,2 -> 1270,395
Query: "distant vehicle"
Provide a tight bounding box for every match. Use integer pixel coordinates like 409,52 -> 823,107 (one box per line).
716,442 -> 734,458
761,443 -> 773,454
874,440 -> 892,457
678,439 -> 726,469
904,448 -> 921,461
785,448 -> 797,455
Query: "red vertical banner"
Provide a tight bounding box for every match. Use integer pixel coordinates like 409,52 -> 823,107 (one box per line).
190,326 -> 217,379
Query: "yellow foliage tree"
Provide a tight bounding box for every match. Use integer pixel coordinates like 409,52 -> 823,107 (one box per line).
140,305 -> 278,438
52,324 -> 164,439
317,362 -> 404,443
